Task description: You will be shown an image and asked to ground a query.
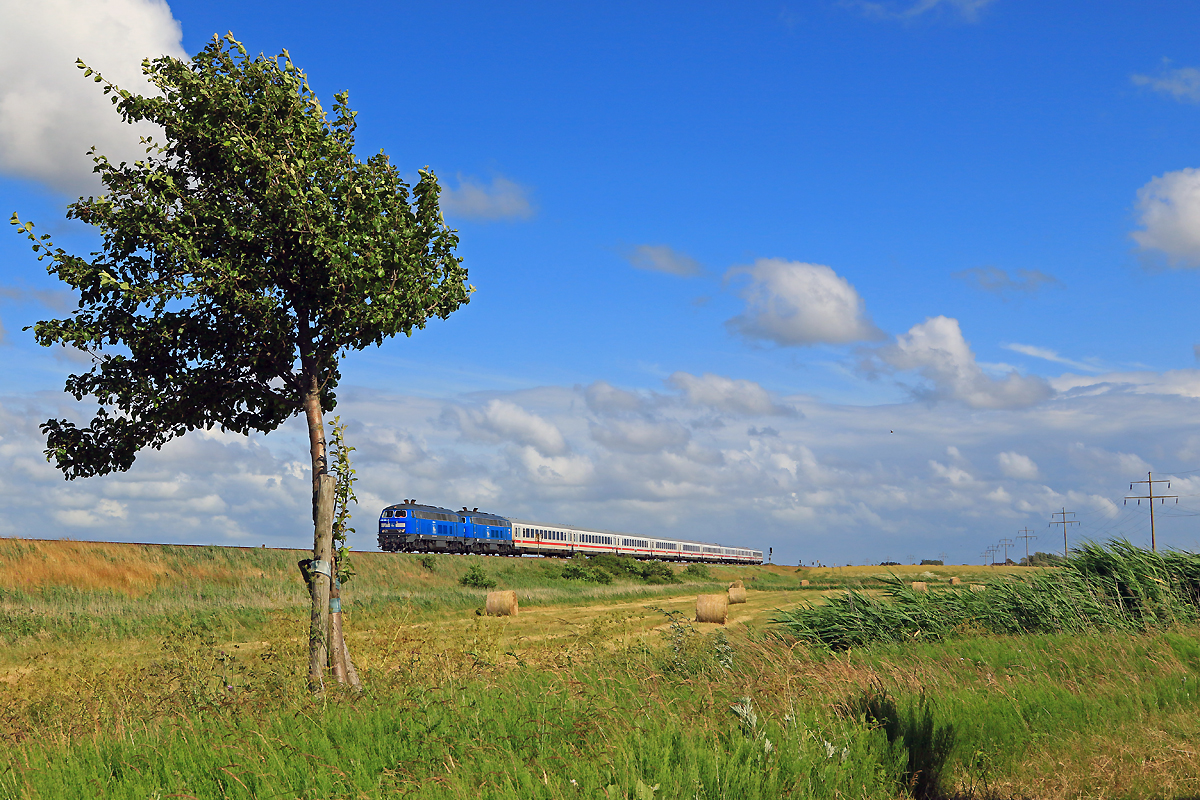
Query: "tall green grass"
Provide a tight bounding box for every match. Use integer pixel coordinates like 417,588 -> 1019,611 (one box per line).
773,540 -> 1200,649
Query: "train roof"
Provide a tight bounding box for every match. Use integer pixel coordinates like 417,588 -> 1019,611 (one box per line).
507,517 -> 761,554
383,501 -> 458,515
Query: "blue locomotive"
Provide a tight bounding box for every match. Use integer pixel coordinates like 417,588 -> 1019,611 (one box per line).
377,499 -> 762,564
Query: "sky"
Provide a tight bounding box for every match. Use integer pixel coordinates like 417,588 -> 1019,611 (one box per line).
3,0 -> 1200,565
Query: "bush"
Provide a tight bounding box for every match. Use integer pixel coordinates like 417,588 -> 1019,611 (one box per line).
1021,551 -> 1066,566
920,559 -> 943,566
585,554 -> 681,585
560,563 -> 614,584
682,563 -> 711,580
418,554 -> 437,572
459,564 -> 496,589
638,560 -> 679,585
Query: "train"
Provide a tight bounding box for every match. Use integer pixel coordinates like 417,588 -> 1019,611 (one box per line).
377,499 -> 762,565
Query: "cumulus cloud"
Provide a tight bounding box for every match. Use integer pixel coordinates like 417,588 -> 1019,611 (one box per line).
439,174 -> 534,221
667,371 -> 796,416
1132,65 -> 1200,104
875,316 -> 1053,409
0,0 -> 186,196
7,368 -> 1200,564
1131,168 -> 1200,265
590,418 -> 690,454
445,399 -> 568,456
725,259 -> 883,347
584,381 -> 648,415
997,451 -> 1039,480
624,244 -> 704,277
954,266 -> 1059,298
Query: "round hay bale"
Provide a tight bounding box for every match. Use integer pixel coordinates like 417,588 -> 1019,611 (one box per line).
911,581 -> 928,593
485,590 -> 518,616
695,593 -> 728,624
730,579 -> 744,589
728,586 -> 747,604
949,576 -> 962,585
969,584 -> 986,593
800,579 -> 810,587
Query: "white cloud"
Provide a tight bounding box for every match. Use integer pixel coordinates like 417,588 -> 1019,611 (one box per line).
7,369 -> 1200,564
590,418 -> 690,454
1002,343 -> 1101,373
667,371 -> 795,416
624,245 -> 704,277
1131,168 -> 1200,266
439,174 -> 534,221
1050,368 -> 1200,398
954,266 -> 1059,298
0,0 -> 186,196
853,0 -> 995,22
446,399 -> 568,456
584,381 -> 647,415
997,451 -> 1039,480
725,259 -> 883,346
876,316 -> 1053,409
1132,65 -> 1200,104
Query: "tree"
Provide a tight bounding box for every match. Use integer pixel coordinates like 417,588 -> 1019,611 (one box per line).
11,33 -> 470,691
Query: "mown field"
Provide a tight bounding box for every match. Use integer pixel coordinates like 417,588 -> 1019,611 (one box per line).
2,538 -> 1200,799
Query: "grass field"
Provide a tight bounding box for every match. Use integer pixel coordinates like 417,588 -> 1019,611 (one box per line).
2,538 -> 1199,799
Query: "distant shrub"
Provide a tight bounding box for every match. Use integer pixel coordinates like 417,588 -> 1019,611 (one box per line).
586,554 -> 681,585
560,563 -> 614,584
880,561 -> 900,566
682,563 -> 711,580
459,564 -> 496,589
418,554 -> 437,573
639,560 -> 679,585
920,559 -> 943,566
1021,552 -> 1066,567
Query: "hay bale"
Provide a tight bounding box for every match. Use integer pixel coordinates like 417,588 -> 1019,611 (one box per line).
800,579 -> 810,587
949,576 -> 961,585
695,594 -> 728,624
969,584 -> 986,593
728,586 -> 747,604
911,581 -> 928,593
485,590 -> 518,617
730,579 -> 744,589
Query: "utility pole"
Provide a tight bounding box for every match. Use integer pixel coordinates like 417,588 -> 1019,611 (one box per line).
1015,527 -> 1037,563
1050,508 -> 1079,558
997,538 -> 1014,564
985,545 -> 997,566
979,550 -> 990,566
1125,471 -> 1178,552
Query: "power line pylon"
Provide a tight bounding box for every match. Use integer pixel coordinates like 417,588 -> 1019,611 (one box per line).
997,538 -> 1014,564
1050,508 -> 1079,558
1016,527 -> 1037,563
1125,471 -> 1178,552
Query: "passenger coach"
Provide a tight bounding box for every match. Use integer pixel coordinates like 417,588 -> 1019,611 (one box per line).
377,499 -> 761,564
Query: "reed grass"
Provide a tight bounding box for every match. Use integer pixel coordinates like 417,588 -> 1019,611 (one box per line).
773,540 -> 1200,649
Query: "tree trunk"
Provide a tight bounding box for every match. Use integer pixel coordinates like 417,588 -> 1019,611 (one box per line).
329,564 -> 348,683
308,473 -> 335,692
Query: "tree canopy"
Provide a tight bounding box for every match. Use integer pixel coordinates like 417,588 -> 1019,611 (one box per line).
13,33 -> 469,481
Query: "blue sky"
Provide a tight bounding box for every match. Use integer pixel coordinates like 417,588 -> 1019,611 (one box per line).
4,0 -> 1200,564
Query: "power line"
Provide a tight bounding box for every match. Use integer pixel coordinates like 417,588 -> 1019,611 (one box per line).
1125,471 -> 1178,552
1015,527 -> 1036,562
1051,508 -> 1079,557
